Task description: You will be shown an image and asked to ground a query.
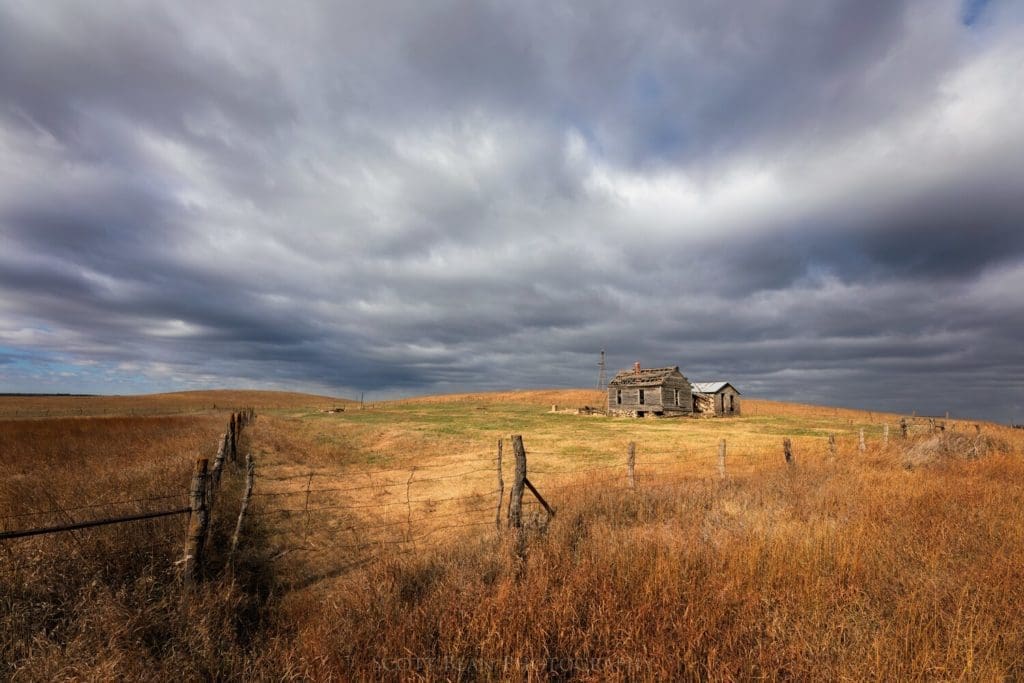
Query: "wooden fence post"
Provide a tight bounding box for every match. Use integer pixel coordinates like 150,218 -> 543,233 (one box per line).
225,419 -> 234,465
859,429 -> 866,453
209,433 -> 227,504
627,442 -> 636,489
900,418 -> 908,439
508,435 -> 526,530
495,439 -> 504,531
230,413 -> 238,463
183,458 -> 210,583
229,453 -> 256,566
718,439 -> 726,479
828,433 -> 836,459
783,438 -> 793,465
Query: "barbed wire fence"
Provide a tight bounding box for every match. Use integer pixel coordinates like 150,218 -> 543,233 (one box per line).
239,420 -> 942,582
3,413 -> 983,586
0,408 -> 257,583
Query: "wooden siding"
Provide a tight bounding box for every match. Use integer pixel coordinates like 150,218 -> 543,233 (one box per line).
720,386 -> 741,415
607,370 -> 693,415
659,377 -> 693,412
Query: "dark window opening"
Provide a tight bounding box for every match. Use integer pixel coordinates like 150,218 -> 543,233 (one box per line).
639,389 -> 645,405
616,389 -> 622,405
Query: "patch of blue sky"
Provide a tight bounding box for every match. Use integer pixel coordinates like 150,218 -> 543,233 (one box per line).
962,0 -> 992,26
0,346 -> 160,394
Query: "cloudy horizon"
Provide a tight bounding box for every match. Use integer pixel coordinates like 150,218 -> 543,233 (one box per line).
1,0 -> 1022,422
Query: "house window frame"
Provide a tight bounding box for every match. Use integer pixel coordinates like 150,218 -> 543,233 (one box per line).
616,389 -> 622,405
638,389 -> 645,405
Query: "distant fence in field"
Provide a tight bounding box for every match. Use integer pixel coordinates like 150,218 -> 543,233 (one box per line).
243,416 -> 991,585
2,412 -> 992,588
0,409 -> 256,583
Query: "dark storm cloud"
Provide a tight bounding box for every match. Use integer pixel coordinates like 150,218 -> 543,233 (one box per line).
0,0 -> 1022,422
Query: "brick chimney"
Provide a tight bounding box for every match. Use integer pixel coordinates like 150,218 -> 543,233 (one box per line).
633,361 -> 641,374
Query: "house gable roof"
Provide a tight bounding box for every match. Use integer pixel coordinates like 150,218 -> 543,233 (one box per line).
608,366 -> 687,388
691,381 -> 741,395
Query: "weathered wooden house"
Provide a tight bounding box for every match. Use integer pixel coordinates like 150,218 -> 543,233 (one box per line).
691,382 -> 741,417
607,363 -> 693,417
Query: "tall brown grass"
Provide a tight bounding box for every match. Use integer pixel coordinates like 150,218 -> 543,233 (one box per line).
250,434 -> 1024,680
0,412 -> 264,679
0,389 -> 347,419
2,391 -> 1023,680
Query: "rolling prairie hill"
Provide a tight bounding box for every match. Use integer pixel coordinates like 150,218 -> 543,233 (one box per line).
2,388 -> 1022,680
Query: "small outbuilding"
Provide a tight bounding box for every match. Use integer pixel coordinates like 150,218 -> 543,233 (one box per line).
608,363 -> 693,417
691,382 -> 741,417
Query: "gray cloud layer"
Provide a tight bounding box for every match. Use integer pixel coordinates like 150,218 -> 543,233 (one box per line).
1,0 -> 1023,422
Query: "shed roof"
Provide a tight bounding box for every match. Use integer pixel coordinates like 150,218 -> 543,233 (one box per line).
691,381 -> 740,395
608,366 -> 684,387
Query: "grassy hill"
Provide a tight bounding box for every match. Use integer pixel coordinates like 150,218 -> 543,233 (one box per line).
0,388 -> 351,419
2,389 -> 1022,679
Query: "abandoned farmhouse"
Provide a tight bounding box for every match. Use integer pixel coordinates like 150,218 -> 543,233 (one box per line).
607,363 -> 741,417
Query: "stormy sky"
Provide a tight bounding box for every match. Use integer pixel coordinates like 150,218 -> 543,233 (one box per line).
1,0 -> 1022,422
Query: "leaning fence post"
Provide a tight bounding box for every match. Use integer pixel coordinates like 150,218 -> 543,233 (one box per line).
783,438 -> 793,465
495,439 -> 504,532
627,442 -> 636,489
859,428 -> 866,453
718,439 -> 726,479
523,478 -> 555,519
183,458 -> 210,583
828,433 -> 837,459
508,435 -> 526,530
229,453 -> 256,567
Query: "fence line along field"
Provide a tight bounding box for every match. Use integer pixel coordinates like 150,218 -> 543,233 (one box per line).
2,389 -> 1023,679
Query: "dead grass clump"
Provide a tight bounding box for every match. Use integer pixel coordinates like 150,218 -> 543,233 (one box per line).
902,432 -> 1012,468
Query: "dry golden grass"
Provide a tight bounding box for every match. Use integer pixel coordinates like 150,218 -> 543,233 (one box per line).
271,451 -> 1024,680
0,389 -> 349,419
0,406 -> 265,679
392,387 -> 606,408
2,389 -> 1023,679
